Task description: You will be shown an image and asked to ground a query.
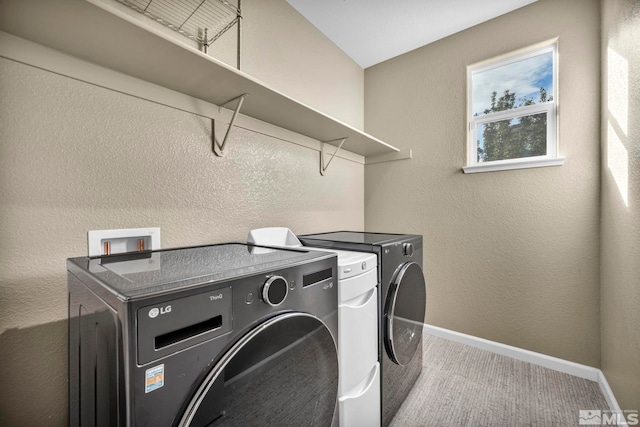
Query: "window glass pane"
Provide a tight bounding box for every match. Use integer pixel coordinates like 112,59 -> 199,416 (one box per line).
477,113 -> 547,162
472,51 -> 553,116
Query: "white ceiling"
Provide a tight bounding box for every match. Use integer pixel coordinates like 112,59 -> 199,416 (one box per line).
286,0 -> 538,68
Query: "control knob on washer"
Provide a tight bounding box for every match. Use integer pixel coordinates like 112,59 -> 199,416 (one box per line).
403,243 -> 414,257
262,276 -> 289,306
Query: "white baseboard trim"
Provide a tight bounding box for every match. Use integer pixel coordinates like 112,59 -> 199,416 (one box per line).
423,323 -> 599,380
423,324 -> 623,417
597,371 -> 628,426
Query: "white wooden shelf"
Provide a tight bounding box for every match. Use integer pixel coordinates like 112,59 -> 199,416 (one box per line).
0,0 -> 402,158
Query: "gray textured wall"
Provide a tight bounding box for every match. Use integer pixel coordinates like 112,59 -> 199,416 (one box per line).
0,1 -> 364,424
364,0 -> 602,367
600,0 -> 640,411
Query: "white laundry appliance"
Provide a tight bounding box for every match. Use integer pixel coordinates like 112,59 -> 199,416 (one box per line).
247,228 -> 380,427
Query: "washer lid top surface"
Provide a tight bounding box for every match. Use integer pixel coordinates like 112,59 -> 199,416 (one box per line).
70,243 -> 334,298
301,231 -> 415,245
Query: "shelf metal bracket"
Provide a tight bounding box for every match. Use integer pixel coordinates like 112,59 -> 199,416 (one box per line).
213,93 -> 248,157
320,137 -> 348,176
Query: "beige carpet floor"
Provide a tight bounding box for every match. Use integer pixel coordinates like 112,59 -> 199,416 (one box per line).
390,333 -> 610,427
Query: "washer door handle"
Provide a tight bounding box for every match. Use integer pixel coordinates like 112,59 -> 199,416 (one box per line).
385,262 -> 426,366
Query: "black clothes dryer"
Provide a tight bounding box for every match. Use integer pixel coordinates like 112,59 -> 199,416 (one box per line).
299,232 -> 426,427
67,243 -> 339,427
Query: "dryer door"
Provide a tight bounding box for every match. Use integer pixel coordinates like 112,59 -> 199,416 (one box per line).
384,262 -> 426,366
178,313 -> 338,427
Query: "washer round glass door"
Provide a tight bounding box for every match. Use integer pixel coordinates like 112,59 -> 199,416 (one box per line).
385,262 -> 426,366
178,313 -> 338,427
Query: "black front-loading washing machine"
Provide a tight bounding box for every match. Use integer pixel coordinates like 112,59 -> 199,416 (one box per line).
67,243 -> 339,426
299,232 -> 426,427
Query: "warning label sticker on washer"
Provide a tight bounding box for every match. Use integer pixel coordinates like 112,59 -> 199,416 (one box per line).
145,364 -> 164,393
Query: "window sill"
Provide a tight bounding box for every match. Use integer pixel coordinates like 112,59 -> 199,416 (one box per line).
462,157 -> 565,174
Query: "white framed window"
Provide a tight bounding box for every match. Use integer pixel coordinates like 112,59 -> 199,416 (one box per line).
464,41 -> 564,173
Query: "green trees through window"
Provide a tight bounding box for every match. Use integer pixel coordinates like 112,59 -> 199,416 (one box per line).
467,42 -> 558,171
477,88 -> 552,162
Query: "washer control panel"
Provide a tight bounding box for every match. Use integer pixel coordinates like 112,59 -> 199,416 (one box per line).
137,287 -> 233,365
